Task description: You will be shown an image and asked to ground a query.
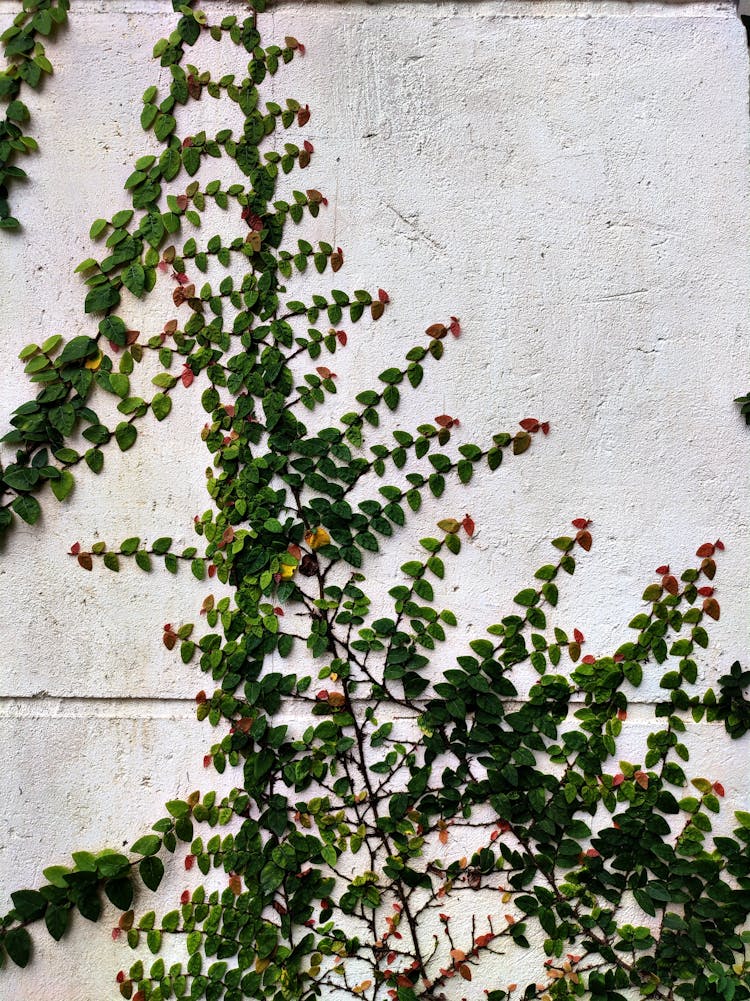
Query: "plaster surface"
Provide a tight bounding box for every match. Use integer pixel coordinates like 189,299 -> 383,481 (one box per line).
0,2 -> 748,998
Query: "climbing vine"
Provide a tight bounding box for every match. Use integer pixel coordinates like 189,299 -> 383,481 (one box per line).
0,0 -> 69,230
2,3 -> 750,1001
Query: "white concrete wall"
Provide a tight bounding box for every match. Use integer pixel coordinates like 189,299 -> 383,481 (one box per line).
0,1 -> 748,998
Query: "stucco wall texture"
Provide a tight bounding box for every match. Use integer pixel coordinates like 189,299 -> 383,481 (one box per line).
0,1 -> 748,998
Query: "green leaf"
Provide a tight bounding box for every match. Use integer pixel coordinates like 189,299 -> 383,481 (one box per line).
131,835 -> 161,856
84,283 -> 120,314
5,927 -> 31,968
90,218 -> 108,240
58,336 -> 98,366
44,905 -> 70,941
151,393 -> 172,421
115,422 -> 137,451
50,469 -> 74,502
140,856 -> 164,892
11,889 -> 46,921
11,495 -> 41,525
122,263 -> 146,298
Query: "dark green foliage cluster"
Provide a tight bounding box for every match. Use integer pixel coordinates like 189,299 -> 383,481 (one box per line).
0,0 -> 68,229
1,4 -> 750,1001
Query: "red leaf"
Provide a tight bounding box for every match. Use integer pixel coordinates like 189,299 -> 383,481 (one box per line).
116,972 -> 125,984
304,140 -> 314,153
111,927 -> 121,940
697,586 -> 714,597
70,542 -> 81,555
581,654 -> 596,665
715,539 -> 725,551
273,606 -> 284,616
208,564 -> 216,578
519,418 -> 540,432
634,771 -> 649,789
184,855 -> 195,871
573,628 -> 584,644
316,366 -> 336,379
158,260 -> 169,273
613,652 -> 624,663
287,543 -> 302,560
617,708 -> 627,720
571,518 -> 590,529
449,316 -> 461,337
297,105 -> 310,127
713,781 -> 725,797
180,889 -> 190,905
174,272 -> 189,286
585,848 -> 600,858
336,329 -> 347,346
655,564 -> 669,575
298,41 -> 306,55
540,421 -> 550,435
181,365 -> 194,388
195,690 -> 207,704
378,288 -> 390,304
612,773 -> 625,787
435,414 -> 457,428
462,514 -> 475,537
316,690 -> 329,701
696,542 -> 715,558
203,754 -> 212,768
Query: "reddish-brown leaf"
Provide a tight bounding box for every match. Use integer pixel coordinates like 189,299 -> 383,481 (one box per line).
713,781 -> 725,797
78,552 -> 93,571
519,418 -> 540,432
573,628 -> 584,643
181,365 -> 194,388
70,541 -> 81,555
703,597 -> 720,620
449,315 -> 461,337
715,539 -> 725,551
655,564 -> 669,575
696,542 -> 715,558
581,654 -> 596,665
316,366 -> 336,380
576,529 -> 592,551
697,586 -> 714,597
297,105 -> 310,127
462,514 -> 475,537
701,557 -> 717,580
378,288 -> 390,304
634,771 -> 649,789
425,322 -> 447,339
371,301 -> 385,321
459,965 -> 472,982
304,140 -> 314,153
336,329 -> 347,346
662,574 -> 679,595
163,631 -> 177,650
571,518 -> 590,529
